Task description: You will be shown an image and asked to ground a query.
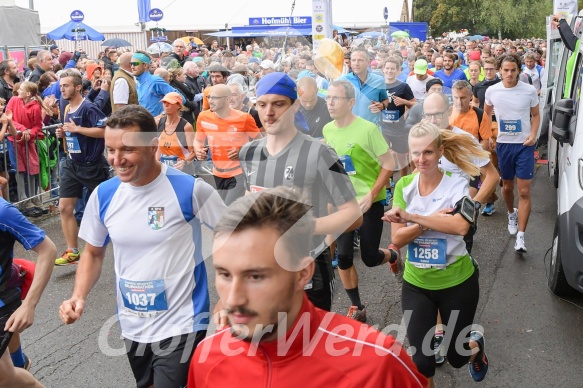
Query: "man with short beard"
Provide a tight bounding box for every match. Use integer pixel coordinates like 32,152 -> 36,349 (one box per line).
188,187 -> 426,388
434,53 -> 467,89
0,60 -> 18,103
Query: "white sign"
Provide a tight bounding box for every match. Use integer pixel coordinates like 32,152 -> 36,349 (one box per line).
554,0 -> 577,18
312,0 -> 333,51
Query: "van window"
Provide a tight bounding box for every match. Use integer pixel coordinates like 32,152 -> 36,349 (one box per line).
547,39 -> 563,88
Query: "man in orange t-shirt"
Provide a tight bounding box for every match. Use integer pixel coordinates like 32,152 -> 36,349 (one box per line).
195,84 -> 261,205
450,80 -> 492,151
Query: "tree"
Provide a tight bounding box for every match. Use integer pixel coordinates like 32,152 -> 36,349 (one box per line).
414,0 -> 553,38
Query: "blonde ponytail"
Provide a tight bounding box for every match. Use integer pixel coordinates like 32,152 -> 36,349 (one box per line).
409,122 -> 490,177
440,129 -> 490,177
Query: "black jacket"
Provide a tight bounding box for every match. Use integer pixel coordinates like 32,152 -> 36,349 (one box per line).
0,78 -> 14,104
28,67 -> 45,83
185,75 -> 207,117
169,53 -> 187,67
170,79 -> 197,124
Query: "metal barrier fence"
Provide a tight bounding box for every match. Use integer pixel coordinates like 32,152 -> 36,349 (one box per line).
1,124 -> 62,211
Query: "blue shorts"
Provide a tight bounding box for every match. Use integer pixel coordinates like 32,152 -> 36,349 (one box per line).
497,143 -> 535,180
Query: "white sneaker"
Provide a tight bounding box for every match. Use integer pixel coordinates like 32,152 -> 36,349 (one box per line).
507,208 -> 518,235
514,235 -> 527,253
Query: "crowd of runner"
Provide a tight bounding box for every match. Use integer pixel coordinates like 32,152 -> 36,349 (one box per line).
0,25 -> 549,387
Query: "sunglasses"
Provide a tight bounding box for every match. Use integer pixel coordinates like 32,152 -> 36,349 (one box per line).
130,61 -> 144,66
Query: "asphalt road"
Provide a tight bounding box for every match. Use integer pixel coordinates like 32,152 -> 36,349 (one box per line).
12,164 -> 583,387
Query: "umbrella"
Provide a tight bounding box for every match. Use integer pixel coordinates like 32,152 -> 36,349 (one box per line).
179,36 -> 204,45
391,31 -> 410,38
350,38 -> 366,47
101,38 -> 132,48
469,35 -> 484,41
357,31 -> 385,39
46,21 -> 104,41
147,43 -> 173,57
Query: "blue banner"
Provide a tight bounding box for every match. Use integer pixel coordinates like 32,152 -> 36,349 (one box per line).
137,0 -> 151,23
248,16 -> 312,26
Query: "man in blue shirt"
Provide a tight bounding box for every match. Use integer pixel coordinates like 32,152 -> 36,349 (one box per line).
338,48 -> 388,125
130,51 -> 185,117
0,198 -> 56,387
434,52 -> 467,89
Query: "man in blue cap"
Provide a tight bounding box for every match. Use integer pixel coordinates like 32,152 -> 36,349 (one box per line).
235,72 -> 362,312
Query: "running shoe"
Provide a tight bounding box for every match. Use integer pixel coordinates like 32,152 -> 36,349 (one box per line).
468,331 -> 489,382
55,249 -> 80,266
347,306 -> 367,323
481,203 -> 495,216
387,244 -> 403,282
22,207 -> 43,218
434,333 -> 445,365
514,235 -> 527,253
507,208 -> 518,235
353,229 -> 361,248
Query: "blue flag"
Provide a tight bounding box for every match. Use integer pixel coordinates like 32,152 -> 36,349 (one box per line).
137,0 -> 151,23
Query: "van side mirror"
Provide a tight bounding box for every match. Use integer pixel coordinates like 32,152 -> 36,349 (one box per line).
552,99 -> 574,144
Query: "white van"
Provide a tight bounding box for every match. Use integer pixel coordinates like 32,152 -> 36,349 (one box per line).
545,12 -> 583,295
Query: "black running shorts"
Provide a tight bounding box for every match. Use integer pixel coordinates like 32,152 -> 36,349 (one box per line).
124,331 -> 206,388
59,158 -> 109,199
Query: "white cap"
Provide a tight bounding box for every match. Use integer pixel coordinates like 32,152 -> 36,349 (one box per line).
259,59 -> 275,69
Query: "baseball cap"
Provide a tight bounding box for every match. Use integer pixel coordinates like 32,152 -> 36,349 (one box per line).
249,57 -> 260,64
256,72 -> 297,100
49,44 -> 59,51
425,78 -> 443,92
232,64 -> 248,73
260,60 -> 275,70
160,92 -> 183,106
207,64 -> 229,73
414,59 -> 428,75
469,51 -> 481,61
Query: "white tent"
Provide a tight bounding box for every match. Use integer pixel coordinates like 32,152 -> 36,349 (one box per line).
17,0 -> 410,34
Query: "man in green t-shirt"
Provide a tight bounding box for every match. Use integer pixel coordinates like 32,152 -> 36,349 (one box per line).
323,80 -> 400,323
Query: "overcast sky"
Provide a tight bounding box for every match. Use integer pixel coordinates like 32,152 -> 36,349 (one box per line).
13,0 -> 410,33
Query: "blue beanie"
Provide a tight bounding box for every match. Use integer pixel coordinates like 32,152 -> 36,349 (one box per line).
256,72 -> 298,100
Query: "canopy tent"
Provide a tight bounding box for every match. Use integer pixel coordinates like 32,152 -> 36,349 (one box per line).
46,20 -> 104,41
0,6 -> 41,46
205,24 -> 355,38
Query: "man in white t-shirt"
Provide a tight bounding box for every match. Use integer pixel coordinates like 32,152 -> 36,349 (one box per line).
59,105 -> 226,388
521,52 -> 544,95
484,53 -> 540,253
407,59 -> 435,101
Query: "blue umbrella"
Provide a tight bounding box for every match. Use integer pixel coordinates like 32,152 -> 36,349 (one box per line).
46,21 -> 104,41
357,31 -> 385,39
102,38 -> 132,47
469,35 -> 484,41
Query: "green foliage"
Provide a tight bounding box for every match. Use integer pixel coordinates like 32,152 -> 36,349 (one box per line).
414,0 -> 554,39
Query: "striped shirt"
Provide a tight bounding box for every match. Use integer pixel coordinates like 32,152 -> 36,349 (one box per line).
239,132 -> 356,225
239,132 -> 356,293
